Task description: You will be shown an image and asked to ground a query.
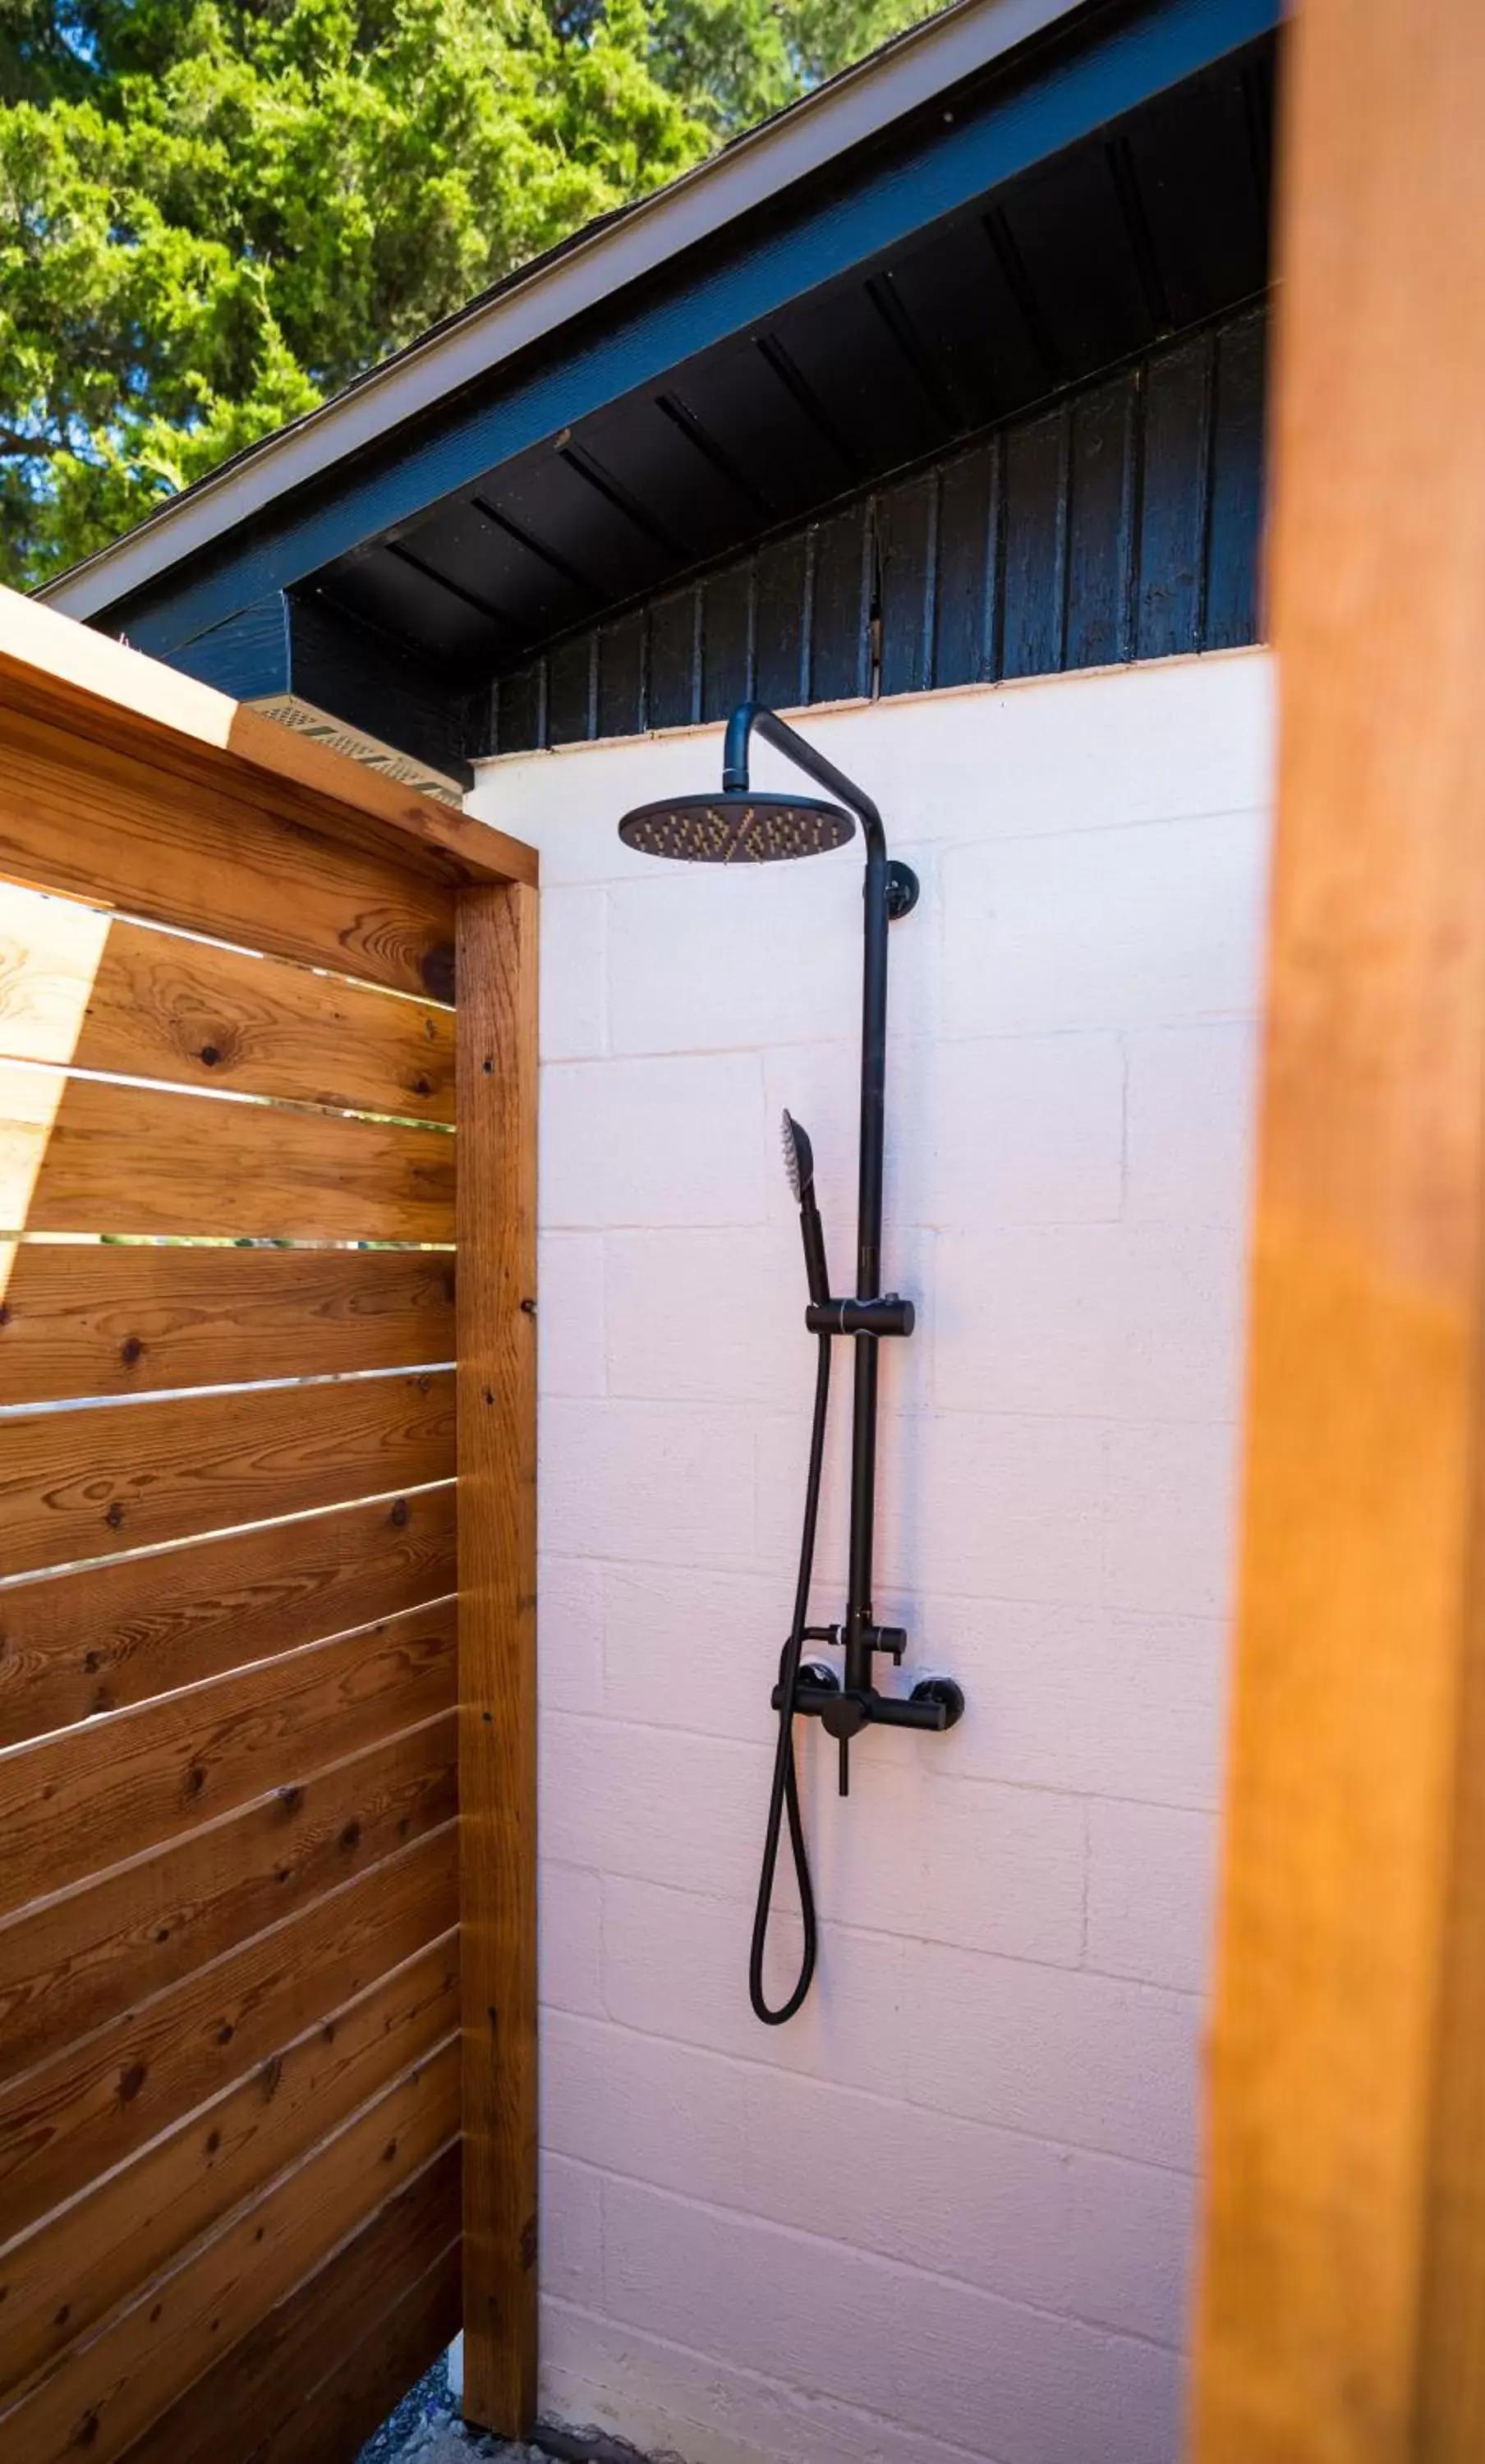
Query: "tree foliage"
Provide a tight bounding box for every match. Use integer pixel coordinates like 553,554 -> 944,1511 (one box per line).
0,0 -> 937,588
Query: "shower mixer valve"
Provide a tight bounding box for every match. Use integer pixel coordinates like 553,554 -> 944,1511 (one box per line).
775,1115 -> 963,1756
617,699 -> 967,2025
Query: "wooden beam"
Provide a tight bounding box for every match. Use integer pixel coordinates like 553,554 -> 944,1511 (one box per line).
0,585 -> 536,891
1192,5 -> 1485,2461
456,880 -> 538,2435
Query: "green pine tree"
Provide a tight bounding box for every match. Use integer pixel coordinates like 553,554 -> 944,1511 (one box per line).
0,0 -> 939,589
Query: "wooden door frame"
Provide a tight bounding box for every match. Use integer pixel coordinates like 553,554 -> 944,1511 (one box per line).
1192,7 -> 1485,2458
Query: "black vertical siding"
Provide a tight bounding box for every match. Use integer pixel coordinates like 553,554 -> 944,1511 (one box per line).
1064,375 -> 1137,671
488,299 -> 1266,756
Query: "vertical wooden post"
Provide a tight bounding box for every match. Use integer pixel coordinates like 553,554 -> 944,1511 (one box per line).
1192,6 -> 1485,2462
457,879 -> 539,2435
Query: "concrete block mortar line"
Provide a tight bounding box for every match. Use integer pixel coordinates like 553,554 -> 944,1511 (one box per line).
547,2142 -> 1189,2361
586,2163 -> 1188,2361
1116,1029 -> 1131,1216
540,1701 -> 1214,1823
541,2295 -> 1018,2464
1078,1795 -> 1092,1964
544,2002 -> 1202,2212
542,1825 -> 1194,1999
542,1859 -> 1203,2153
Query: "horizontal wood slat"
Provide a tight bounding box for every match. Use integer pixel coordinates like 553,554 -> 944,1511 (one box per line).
0,1602 -> 456,1918
0,1934 -> 459,2401
0,1825 -> 456,2247
0,1064 -> 455,1243
0,1712 -> 457,2080
0,2032 -> 460,2462
0,887 -> 456,1121
253,2239 -> 462,2464
116,2143 -> 461,2464
0,1240 -> 454,1410
0,1484 -> 457,1745
0,1368 -> 454,1578
0,696 -> 459,1000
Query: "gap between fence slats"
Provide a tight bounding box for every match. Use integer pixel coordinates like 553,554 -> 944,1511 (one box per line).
0,1368 -> 454,1578
0,1712 -> 457,2080
0,1931 -> 459,2401
0,1601 -> 456,1918
0,700 -> 459,1001
0,1064 -> 455,1245
0,1823 -> 457,2244
0,1485 -> 457,1746
0,2031 -> 461,2464
113,2142 -> 461,2464
0,891 -> 456,1121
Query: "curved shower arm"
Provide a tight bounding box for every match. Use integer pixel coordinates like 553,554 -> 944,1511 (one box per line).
721,703 -> 887,863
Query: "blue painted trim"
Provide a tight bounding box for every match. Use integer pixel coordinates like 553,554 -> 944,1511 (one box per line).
120,0 -> 1279,656
169,593 -> 290,696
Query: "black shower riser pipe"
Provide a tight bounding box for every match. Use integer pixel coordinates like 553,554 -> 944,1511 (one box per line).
617,700 -> 965,2025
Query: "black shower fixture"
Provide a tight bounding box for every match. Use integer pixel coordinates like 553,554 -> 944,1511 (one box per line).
618,704 -> 964,2025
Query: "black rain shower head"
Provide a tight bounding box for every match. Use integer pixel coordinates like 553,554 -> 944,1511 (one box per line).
618,788 -> 853,865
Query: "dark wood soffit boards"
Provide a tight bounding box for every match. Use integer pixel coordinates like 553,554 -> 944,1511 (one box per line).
485,297 -> 1267,756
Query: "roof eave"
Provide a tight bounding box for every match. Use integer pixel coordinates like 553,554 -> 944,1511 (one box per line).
39,0 -> 1083,623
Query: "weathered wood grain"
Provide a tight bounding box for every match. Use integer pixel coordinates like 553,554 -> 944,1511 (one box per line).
248,2239 -> 462,2464
1192,5 -> 1485,2461
0,1824 -> 456,2244
0,1933 -> 457,2398
0,1484 -> 457,1745
0,1712 -> 456,2078
0,1601 -> 456,1916
115,2144 -> 460,2464
0,1239 -> 454,1410
0,884 -> 456,1119
457,880 -> 539,2436
227,704 -> 535,892
0,1063 -> 455,1243
0,1367 -> 454,1577
0,604 -> 535,894
0,694 -> 459,1000
0,2032 -> 460,2460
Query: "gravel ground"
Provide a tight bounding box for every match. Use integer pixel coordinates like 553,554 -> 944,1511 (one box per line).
355,2358 -> 545,2464
358,2357 -> 662,2464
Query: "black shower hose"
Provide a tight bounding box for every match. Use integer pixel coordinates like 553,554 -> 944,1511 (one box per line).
749,1330 -> 832,2025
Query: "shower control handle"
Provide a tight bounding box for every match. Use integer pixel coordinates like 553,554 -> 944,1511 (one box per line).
770,1674 -> 963,1734
805,1294 -> 914,1337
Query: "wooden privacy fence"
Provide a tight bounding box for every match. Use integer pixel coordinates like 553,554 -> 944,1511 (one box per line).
0,599 -> 537,2460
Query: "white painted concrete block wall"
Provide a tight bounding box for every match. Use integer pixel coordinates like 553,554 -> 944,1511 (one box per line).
465,649 -> 1274,2464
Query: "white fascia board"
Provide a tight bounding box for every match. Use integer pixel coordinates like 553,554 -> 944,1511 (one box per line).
41,0 -> 1080,622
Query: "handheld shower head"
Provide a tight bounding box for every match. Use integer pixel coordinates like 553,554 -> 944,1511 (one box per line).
780,1109 -> 815,1203
618,789 -> 853,865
